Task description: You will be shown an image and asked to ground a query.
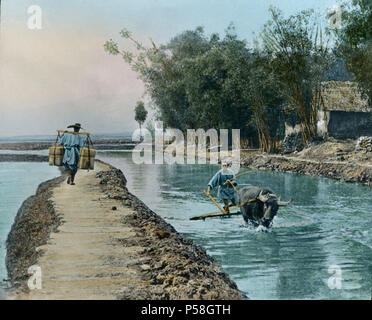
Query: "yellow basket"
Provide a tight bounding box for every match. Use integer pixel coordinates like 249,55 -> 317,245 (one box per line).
49,146 -> 65,166
78,147 -> 96,170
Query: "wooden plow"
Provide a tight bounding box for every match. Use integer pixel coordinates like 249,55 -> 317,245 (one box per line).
190,169 -> 258,221
190,190 -> 261,221
190,178 -> 266,221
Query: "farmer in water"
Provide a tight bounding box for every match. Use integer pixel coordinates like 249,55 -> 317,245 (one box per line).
207,161 -> 238,214
60,123 -> 86,185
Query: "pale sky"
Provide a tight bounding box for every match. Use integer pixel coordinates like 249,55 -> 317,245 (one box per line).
0,0 -> 342,137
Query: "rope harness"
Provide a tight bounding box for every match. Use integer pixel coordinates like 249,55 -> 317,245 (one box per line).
190,192 -> 260,220
53,132 -> 61,166
83,134 -> 94,171
202,189 -> 261,214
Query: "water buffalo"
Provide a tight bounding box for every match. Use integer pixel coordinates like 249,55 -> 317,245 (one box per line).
238,186 -> 292,228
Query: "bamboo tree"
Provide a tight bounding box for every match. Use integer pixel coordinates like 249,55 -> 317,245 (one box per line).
333,0 -> 372,103
260,7 -> 331,144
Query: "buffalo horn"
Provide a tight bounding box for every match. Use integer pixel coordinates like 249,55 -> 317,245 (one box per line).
277,198 -> 293,206
257,190 -> 269,203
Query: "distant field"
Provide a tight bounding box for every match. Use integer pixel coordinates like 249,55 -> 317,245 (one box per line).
0,132 -> 133,143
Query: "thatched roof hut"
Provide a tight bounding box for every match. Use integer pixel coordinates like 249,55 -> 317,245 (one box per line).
321,81 -> 370,112
318,81 -> 372,139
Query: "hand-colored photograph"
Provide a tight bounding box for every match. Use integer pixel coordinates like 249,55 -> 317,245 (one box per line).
0,0 -> 371,302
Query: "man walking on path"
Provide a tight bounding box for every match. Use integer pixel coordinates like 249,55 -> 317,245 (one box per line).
60,123 -> 86,185
207,161 -> 238,214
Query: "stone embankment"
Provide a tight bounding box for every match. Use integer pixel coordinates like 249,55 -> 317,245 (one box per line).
6,161 -> 245,300
241,141 -> 372,186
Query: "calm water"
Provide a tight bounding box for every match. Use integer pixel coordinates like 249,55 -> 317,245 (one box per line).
0,162 -> 60,298
98,151 -> 372,300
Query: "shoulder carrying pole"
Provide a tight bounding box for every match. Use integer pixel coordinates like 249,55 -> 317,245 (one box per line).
57,130 -> 91,136
53,132 -> 61,166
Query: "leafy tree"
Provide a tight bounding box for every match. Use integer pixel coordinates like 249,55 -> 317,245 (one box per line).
334,0 -> 372,102
134,101 -> 148,135
105,26 -> 255,132
105,25 -> 286,151
259,7 -> 332,144
247,52 -> 287,151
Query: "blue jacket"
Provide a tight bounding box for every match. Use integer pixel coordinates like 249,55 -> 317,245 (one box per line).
208,169 -> 238,200
60,133 -> 86,173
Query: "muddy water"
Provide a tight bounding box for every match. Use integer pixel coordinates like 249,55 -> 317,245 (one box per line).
99,151 -> 372,300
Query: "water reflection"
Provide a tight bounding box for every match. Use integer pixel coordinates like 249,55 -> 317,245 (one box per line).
275,225 -> 327,299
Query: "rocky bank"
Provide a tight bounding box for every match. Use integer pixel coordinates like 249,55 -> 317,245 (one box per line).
6,176 -> 66,290
241,140 -> 372,186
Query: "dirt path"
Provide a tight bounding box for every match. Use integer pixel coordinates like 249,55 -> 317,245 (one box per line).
27,162 -> 145,299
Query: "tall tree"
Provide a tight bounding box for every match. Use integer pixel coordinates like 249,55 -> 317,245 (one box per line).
260,7 -> 331,144
134,101 -> 148,136
334,0 -> 372,102
105,27 -> 255,133
104,25 -> 289,151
